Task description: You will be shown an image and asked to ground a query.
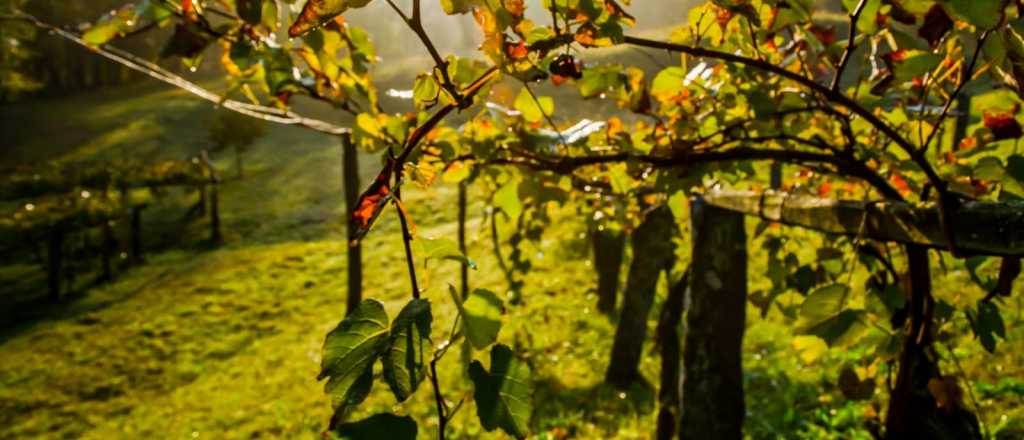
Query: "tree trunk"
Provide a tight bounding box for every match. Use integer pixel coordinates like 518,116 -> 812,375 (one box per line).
342,133 -> 363,315
656,271 -> 688,440
680,197 -> 746,440
593,227 -> 626,314
47,228 -> 65,302
605,205 -> 677,387
885,246 -> 981,439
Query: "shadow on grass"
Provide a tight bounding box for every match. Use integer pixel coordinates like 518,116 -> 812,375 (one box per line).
531,374 -> 655,436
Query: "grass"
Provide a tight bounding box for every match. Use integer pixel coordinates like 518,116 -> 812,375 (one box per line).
1,68 -> 1023,440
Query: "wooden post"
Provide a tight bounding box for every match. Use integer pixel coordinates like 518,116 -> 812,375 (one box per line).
770,162 -> 782,189
656,271 -> 688,440
593,227 -> 626,314
100,221 -> 114,281
47,227 -> 64,302
342,133 -> 363,315
458,180 -> 469,300
605,204 -> 676,386
200,150 -> 222,244
130,206 -> 143,263
681,195 -> 746,440
198,184 -> 207,217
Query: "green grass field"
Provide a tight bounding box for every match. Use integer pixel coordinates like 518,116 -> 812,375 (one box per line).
1,75 -> 1023,440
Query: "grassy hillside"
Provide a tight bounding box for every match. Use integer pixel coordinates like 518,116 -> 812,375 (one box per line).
1,75 -> 1023,440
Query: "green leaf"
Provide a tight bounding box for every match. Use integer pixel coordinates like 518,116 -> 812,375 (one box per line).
450,286 -> 503,350
893,51 -> 943,82
951,0 -> 1004,30
413,73 -> 440,109
972,301 -> 1006,353
650,66 -> 686,103
468,344 -> 532,439
318,299 -> 389,409
843,0 -> 881,34
803,309 -> 869,347
289,0 -> 375,37
333,413 -> 417,440
237,0 -> 264,25
417,236 -> 476,269
514,87 -> 554,124
83,8 -> 135,46
494,181 -> 523,220
383,299 -> 432,402
799,283 -> 850,328
440,0 -> 479,14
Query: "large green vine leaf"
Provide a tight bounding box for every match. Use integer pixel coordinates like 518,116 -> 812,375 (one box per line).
382,299 -> 432,402
318,299 -> 389,409
450,286 -> 503,350
468,344 -> 532,439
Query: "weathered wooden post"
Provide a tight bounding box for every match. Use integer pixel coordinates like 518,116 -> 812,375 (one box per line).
656,271 -> 688,440
341,132 -> 363,315
680,195 -> 747,440
200,150 -> 222,244
593,226 -> 626,314
129,206 -> 144,262
100,220 -> 114,281
605,203 -> 677,386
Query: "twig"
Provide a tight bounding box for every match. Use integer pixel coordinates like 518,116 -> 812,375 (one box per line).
17,11 -> 350,136
386,0 -> 463,104
920,29 -> 992,154
831,0 -> 868,92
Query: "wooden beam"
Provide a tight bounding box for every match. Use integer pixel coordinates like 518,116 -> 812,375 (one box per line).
701,189 -> 1024,256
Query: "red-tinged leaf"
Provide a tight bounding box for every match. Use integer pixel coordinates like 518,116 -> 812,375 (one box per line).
817,181 -> 832,197
808,25 -> 836,46
275,91 -> 293,106
289,0 -> 373,38
890,172 -> 911,196
883,50 -> 908,63
983,111 -> 1023,140
605,0 -> 636,26
506,41 -> 528,59
874,10 -> 888,27
506,0 -> 525,17
918,5 -> 953,48
350,162 -> 394,245
182,0 -> 198,20
715,6 -> 734,28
